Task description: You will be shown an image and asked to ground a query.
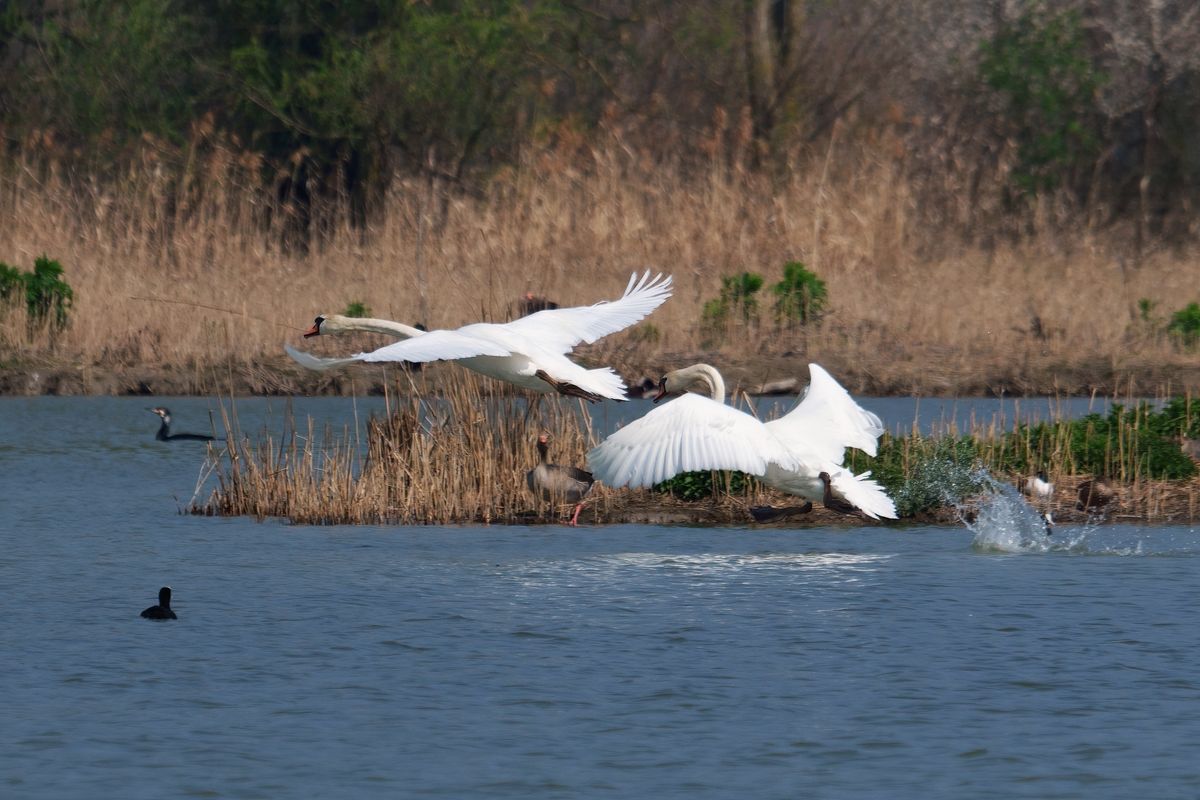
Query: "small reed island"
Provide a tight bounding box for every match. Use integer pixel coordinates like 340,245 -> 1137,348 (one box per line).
190,371 -> 1200,527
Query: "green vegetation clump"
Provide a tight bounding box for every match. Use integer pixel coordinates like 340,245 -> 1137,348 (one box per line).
0,256 -> 74,332
654,470 -> 754,502
886,437 -> 986,518
343,301 -> 370,318
702,262 -> 830,345
979,6 -> 1104,196
999,401 -> 1198,481
0,264 -> 23,304
772,261 -> 827,325
700,272 -> 765,346
702,272 -> 764,327
1167,302 -> 1200,348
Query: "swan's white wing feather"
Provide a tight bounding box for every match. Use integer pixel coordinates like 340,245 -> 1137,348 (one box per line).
504,271 -> 672,353
285,344 -> 362,372
765,363 -> 885,463
355,329 -> 513,363
828,468 -> 898,520
587,393 -> 796,487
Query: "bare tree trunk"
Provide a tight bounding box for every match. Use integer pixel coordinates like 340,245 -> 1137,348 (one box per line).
744,0 -> 806,160
744,0 -> 776,149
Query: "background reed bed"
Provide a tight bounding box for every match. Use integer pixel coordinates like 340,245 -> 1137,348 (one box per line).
2,138 -> 1199,396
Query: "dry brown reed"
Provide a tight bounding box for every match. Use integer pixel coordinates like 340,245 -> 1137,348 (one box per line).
2,132 -> 1199,396
192,369 -> 609,525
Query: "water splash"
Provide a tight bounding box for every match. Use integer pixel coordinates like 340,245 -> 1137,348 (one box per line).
940,464 -> 1098,554
962,471 -> 1059,553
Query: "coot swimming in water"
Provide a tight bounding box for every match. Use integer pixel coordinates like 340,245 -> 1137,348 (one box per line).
141,586 -> 177,620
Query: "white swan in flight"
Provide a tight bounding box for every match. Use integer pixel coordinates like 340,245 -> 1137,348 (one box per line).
586,362 -> 898,519
285,271 -> 672,402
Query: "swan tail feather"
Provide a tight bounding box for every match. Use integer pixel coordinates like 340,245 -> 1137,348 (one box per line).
573,366 -> 628,401
831,470 -> 898,520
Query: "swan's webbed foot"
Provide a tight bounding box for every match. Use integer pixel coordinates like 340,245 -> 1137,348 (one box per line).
749,502 -> 813,523
534,369 -> 604,403
823,499 -> 864,517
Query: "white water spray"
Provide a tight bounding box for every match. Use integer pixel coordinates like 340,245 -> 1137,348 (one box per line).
941,465 -> 1096,553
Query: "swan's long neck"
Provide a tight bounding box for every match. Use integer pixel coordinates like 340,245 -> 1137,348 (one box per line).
672,363 -> 726,403
329,316 -> 425,339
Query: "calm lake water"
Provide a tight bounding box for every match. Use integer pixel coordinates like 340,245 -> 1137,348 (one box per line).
2,396 -> 1198,799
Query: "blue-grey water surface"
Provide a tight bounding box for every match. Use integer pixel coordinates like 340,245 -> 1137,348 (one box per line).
2,396 -> 1198,799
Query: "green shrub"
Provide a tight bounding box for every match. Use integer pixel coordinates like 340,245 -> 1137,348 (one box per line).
1167,302 -> 1200,348
700,272 -> 764,345
25,257 -> 74,330
654,470 -> 754,501
0,264 -> 22,304
343,301 -> 370,318
0,256 -> 74,332
772,261 -> 827,325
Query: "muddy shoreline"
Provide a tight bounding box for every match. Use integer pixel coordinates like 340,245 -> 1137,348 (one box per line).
4,351 -> 1200,398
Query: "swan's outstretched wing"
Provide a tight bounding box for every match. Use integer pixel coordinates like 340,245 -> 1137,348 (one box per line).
285,344 -> 362,372
765,363 -> 885,463
828,468 -> 898,520
587,394 -> 797,488
354,329 -> 513,363
504,271 -> 672,354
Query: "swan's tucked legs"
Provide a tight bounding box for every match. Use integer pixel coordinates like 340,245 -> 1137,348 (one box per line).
534,369 -> 604,403
819,471 -> 863,516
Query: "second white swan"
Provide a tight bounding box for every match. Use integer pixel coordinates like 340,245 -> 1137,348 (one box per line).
586,362 -> 898,519
285,271 -> 672,402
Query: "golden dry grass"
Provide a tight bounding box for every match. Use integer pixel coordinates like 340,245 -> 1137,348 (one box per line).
1,136 -> 1198,396
193,370 -> 611,525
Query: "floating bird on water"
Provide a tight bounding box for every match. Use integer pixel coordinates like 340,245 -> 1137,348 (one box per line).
285,271 -> 673,402
526,433 -> 594,526
148,407 -> 213,442
587,363 -> 897,521
1020,470 -> 1054,500
140,586 -> 177,620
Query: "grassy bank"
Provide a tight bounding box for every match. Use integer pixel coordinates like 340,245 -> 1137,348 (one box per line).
190,372 -> 1200,526
3,141 -> 1200,397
